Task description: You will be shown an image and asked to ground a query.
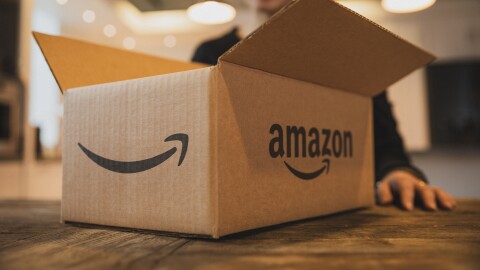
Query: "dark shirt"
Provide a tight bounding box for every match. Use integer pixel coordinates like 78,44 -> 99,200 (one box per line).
192,28 -> 427,183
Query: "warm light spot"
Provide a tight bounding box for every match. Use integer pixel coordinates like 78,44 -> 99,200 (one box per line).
103,24 -> 117,37
163,35 -> 177,48
187,1 -> 236,25
123,37 -> 136,50
56,0 -> 68,5
82,10 -> 96,23
382,0 -> 436,13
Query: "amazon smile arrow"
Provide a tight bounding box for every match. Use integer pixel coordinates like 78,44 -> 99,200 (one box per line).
283,158 -> 330,180
78,133 -> 188,174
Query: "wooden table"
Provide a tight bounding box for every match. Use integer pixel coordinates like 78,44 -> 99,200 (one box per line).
0,200 -> 479,270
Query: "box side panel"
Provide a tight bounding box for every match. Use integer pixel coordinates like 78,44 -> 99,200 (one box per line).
215,62 -> 374,237
62,67 -> 214,235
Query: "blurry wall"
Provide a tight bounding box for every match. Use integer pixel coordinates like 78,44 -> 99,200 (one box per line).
341,0 -> 480,151
1,0 -> 479,200
28,0 -> 480,155
52,0 -> 480,152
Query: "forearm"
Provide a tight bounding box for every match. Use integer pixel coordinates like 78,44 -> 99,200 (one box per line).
373,92 -> 428,183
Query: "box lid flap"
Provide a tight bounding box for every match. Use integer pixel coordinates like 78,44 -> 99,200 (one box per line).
219,0 -> 435,96
33,32 -> 207,93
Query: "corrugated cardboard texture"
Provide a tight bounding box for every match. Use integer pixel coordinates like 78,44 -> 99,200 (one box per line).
214,62 -> 374,236
36,0 -> 435,239
220,0 -> 435,96
33,32 -> 207,93
62,67 -> 216,236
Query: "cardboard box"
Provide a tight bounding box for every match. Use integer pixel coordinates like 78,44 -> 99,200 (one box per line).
34,0 -> 434,238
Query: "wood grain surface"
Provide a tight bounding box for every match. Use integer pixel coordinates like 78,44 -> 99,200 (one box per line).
0,200 -> 479,270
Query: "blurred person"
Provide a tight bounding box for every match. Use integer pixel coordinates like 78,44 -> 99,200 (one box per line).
0,56 -> 23,159
192,0 -> 456,211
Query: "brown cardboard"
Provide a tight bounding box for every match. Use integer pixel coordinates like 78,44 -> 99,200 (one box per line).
213,62 -> 374,236
34,0 -> 435,238
32,32 -> 206,92
62,68 -> 216,235
220,0 -> 435,96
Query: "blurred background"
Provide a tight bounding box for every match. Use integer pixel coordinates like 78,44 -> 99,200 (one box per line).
0,0 -> 479,200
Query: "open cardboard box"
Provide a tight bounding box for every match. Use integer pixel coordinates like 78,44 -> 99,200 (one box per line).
34,0 -> 434,238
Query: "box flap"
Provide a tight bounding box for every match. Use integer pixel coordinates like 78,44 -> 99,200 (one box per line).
219,0 -> 435,96
33,32 -> 207,93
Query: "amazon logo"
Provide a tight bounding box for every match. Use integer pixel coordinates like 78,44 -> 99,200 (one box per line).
78,133 -> 188,173
269,124 -> 353,180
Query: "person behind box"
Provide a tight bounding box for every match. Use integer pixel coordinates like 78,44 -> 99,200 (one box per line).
192,0 -> 456,211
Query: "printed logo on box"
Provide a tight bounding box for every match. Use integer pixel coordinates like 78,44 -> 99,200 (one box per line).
78,133 -> 188,173
269,124 -> 353,180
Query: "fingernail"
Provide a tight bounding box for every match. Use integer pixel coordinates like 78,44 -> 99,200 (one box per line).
446,202 -> 456,210
405,202 -> 413,210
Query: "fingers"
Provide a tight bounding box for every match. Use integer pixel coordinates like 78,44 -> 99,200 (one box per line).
378,171 -> 415,211
397,179 -> 415,211
415,182 -> 437,211
376,180 -> 394,205
377,169 -> 456,212
434,188 -> 457,210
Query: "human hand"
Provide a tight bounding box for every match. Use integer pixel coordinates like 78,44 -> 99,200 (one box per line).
376,170 -> 456,211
